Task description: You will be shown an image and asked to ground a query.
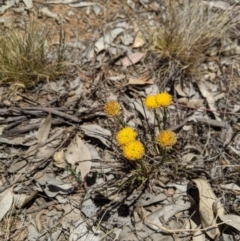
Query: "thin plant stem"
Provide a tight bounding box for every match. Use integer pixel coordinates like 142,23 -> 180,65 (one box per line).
159,148 -> 167,166
116,116 -> 126,127
139,158 -> 148,177
162,107 -> 167,130
154,109 -> 162,132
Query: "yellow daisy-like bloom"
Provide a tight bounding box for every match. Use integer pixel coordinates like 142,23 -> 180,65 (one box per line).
116,127 -> 137,146
123,141 -> 145,161
156,92 -> 172,107
104,100 -> 121,117
157,130 -> 177,148
144,95 -> 158,109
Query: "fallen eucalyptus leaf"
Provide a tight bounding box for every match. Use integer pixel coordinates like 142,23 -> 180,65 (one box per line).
0,188 -> 13,221
193,179 -> 224,239
220,183 -> 240,191
219,214 -> 240,231
190,218 -> 205,241
202,1 -> 230,10
132,31 -> 145,48
65,134 -> 92,180
13,193 -> 28,209
23,0 -> 33,9
80,124 -> 112,147
197,81 -> 221,121
37,114 -> 52,145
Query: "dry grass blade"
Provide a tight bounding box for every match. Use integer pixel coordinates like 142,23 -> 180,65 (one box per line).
150,0 -> 234,73
0,21 -> 65,88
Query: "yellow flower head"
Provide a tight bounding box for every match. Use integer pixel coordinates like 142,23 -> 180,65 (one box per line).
116,127 -> 137,146
123,141 -> 145,161
157,130 -> 177,148
156,92 -> 172,107
144,95 -> 158,109
104,100 -> 121,117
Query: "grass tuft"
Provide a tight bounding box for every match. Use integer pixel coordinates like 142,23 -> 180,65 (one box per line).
150,0 -> 234,74
0,21 -> 66,88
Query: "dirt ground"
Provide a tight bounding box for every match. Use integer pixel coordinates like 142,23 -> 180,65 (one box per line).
1,0 -> 240,241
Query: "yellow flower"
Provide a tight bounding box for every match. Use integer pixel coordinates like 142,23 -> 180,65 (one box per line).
104,100 -> 121,117
123,141 -> 145,161
156,92 -> 172,107
157,130 -> 177,148
144,95 -> 158,109
116,127 -> 137,146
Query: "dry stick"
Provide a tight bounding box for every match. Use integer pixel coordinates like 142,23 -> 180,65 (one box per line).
141,207 -> 230,234
13,201 -> 57,215
0,116 -> 27,124
170,116 -> 230,132
23,107 -> 80,122
2,118 -> 66,137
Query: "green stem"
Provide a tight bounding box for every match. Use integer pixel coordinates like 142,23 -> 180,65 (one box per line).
157,147 -> 167,167
116,116 -> 126,127
154,109 -> 162,132
163,108 -> 167,130
139,158 -> 147,177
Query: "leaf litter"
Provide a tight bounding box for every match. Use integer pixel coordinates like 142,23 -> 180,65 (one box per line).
1,0 -> 240,241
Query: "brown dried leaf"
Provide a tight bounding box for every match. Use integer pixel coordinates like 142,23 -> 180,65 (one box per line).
0,188 -> 13,221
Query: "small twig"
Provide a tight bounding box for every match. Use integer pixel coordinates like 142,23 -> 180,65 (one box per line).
0,116 -> 27,124
23,107 -> 80,122
2,118 -> 66,137
13,201 -> 57,215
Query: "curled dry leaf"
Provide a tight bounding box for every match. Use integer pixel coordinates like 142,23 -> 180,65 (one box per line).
138,197 -> 191,231
65,134 -> 92,180
192,179 -> 225,239
53,149 -> 66,168
197,81 -> 221,121
80,124 -> 112,147
132,31 -> 145,48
